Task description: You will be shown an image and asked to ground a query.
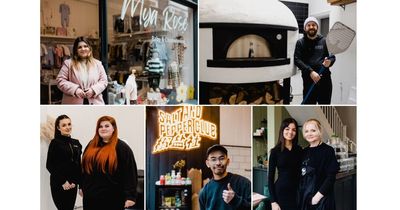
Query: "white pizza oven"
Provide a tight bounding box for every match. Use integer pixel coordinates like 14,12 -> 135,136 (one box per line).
199,0 -> 298,103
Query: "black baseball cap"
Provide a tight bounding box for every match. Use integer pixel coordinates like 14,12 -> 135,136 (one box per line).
206,144 -> 228,156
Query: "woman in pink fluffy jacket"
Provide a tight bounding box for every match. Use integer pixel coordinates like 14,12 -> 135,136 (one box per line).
57,36 -> 107,105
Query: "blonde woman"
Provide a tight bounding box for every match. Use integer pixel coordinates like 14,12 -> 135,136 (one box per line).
56,36 -> 107,104
298,119 -> 339,210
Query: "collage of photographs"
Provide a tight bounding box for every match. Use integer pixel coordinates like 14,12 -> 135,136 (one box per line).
39,0 -> 357,210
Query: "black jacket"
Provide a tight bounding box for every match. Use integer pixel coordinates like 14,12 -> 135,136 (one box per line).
294,34 -> 336,77
298,143 -> 339,210
82,139 -> 138,205
46,135 -> 82,187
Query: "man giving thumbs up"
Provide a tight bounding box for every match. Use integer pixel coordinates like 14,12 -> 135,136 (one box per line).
199,144 -> 251,210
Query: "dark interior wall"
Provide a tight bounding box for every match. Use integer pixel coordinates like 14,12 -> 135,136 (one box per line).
146,106 -> 220,210
280,1 -> 309,34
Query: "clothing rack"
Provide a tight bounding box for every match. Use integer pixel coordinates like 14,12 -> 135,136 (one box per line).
142,38 -> 186,45
113,30 -> 169,43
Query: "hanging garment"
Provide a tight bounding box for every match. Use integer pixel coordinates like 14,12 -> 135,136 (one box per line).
59,3 -> 70,27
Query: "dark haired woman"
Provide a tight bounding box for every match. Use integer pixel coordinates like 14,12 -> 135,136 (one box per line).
46,115 -> 82,210
56,36 -> 107,104
268,118 -> 303,210
81,116 -> 138,210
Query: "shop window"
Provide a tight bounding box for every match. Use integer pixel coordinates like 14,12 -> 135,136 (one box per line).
40,0 -> 100,104
107,0 -> 196,105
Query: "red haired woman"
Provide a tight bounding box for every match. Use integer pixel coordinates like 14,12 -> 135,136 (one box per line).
81,116 -> 138,210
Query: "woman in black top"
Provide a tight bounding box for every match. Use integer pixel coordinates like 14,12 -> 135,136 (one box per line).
81,116 -> 138,210
298,119 -> 339,210
46,115 -> 82,210
268,118 -> 303,210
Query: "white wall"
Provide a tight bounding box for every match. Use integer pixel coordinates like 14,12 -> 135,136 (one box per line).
225,146 -> 251,180
329,4 -> 357,104
220,106 -> 252,147
220,106 -> 252,181
308,1 -> 357,104
41,0 -> 99,37
284,0 -> 309,3
40,106 -> 145,210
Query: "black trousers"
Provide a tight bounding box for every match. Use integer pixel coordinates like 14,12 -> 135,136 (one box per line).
302,74 -> 332,104
148,73 -> 161,90
50,185 -> 77,210
83,196 -> 125,210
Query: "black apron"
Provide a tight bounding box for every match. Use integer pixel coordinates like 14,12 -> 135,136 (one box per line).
298,153 -> 336,210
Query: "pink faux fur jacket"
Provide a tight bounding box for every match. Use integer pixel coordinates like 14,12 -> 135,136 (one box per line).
56,59 -> 108,104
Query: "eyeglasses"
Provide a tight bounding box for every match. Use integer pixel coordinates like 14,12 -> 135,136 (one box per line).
208,156 -> 227,164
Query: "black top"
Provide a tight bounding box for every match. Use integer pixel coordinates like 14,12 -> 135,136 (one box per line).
268,145 -> 303,207
199,172 -> 251,210
82,139 -> 138,209
294,34 -> 336,77
302,143 -> 339,196
46,135 -> 82,187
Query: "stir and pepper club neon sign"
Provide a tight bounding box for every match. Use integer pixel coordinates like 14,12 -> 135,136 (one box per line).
152,107 -> 218,154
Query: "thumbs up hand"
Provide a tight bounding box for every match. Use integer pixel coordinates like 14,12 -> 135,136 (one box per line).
222,183 -> 235,204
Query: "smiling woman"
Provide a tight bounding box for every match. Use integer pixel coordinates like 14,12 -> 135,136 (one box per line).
56,36 -> 108,105
81,115 -> 139,210
46,114 -> 82,210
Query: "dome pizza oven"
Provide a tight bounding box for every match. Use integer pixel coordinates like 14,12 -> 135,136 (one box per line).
199,0 -> 298,104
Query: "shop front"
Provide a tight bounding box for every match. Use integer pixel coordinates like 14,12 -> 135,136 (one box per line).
146,106 -> 252,210
40,0 -> 198,105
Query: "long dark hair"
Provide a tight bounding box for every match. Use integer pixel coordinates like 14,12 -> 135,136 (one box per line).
71,36 -> 94,70
274,118 -> 299,151
54,114 -> 71,138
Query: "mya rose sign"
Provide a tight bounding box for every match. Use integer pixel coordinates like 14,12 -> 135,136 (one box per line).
120,0 -> 189,32
152,106 -> 218,154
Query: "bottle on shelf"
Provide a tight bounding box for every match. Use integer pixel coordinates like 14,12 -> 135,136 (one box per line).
160,175 -> 165,185
160,191 -> 165,207
181,189 -> 188,206
175,191 -> 181,207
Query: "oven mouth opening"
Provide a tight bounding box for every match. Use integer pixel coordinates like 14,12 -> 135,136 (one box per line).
205,25 -> 290,68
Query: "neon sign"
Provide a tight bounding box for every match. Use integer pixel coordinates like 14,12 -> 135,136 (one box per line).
152,107 -> 218,154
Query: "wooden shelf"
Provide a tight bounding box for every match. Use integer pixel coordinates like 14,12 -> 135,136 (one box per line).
41,35 -> 99,44
327,0 -> 356,6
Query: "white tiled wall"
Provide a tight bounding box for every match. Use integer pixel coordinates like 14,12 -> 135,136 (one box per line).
224,145 -> 251,181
